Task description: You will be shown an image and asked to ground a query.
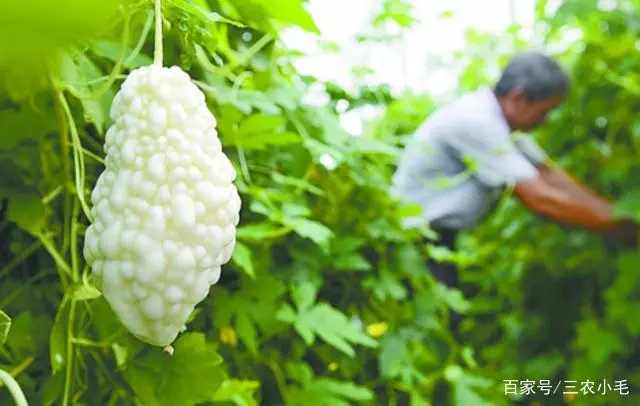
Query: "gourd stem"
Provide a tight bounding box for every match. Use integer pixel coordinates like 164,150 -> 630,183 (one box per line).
153,0 -> 163,66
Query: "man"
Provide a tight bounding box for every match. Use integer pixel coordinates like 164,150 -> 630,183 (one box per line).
391,51 -> 638,338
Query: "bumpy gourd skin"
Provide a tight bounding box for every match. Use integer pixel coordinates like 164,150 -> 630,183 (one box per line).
83,65 -> 241,347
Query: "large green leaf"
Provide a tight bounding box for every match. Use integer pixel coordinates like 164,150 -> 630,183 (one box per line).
613,189 -> 640,221
124,333 -> 226,406
231,241 -> 256,279
261,0 -> 320,33
0,0 -> 123,97
282,217 -> 333,252
59,49 -> 111,133
288,378 -> 374,406
6,193 -> 47,236
212,379 -> 260,405
276,302 -> 378,357
0,103 -> 56,150
172,0 -> 245,27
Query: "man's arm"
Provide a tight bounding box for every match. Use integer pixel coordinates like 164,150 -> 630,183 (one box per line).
513,177 -> 617,231
513,174 -> 637,243
537,162 -> 610,205
445,124 -> 637,240
513,136 -> 635,238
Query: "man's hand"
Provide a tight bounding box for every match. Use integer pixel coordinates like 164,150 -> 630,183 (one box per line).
513,167 -> 638,242
611,218 -> 640,248
536,163 -> 640,246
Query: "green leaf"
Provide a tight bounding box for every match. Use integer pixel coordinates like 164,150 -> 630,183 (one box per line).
378,334 -> 408,378
232,242 -> 255,279
293,316 -> 315,345
523,352 -> 564,380
50,297 -> 70,374
261,0 -> 320,33
288,378 -> 374,406
212,379 -> 260,406
71,282 -> 102,301
460,373 -> 494,389
333,253 -> 372,272
281,302 -> 378,357
0,0 -> 122,97
434,284 -> 471,314
0,311 -> 10,345
41,372 -> 64,406
427,244 -> 456,262
291,279 -> 319,311
575,319 -> 624,365
453,383 -> 492,406
89,298 -> 129,345
248,200 -> 273,217
124,333 -> 226,406
235,312 -> 258,354
450,371 -> 495,406
365,267 -> 407,301
275,303 -> 297,323
7,194 -> 46,236
366,218 -> 405,241
285,362 -> 315,384
395,243 -> 426,277
282,217 -> 333,251
372,0 -> 417,28
112,343 -> 128,368
173,0 -> 245,27
215,271 -> 286,340
352,138 -> 399,156
271,172 -> 325,196
227,131 -> 302,150
5,312 -> 51,357
282,202 -> 311,218
228,114 -> 301,149
0,104 -> 56,150
90,39 -> 153,69
444,364 -> 464,382
396,202 -> 423,218
461,346 -> 478,369
613,189 -> 640,221
237,114 -> 286,135
59,49 -> 113,133
311,378 -> 374,401
237,222 -> 289,240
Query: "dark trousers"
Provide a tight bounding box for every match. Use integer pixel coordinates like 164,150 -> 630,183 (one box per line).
426,227 -> 462,339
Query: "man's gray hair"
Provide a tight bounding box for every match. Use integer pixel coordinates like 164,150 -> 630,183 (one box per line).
494,51 -> 570,101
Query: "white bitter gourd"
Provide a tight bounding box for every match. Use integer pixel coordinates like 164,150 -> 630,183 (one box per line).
83,64 -> 241,350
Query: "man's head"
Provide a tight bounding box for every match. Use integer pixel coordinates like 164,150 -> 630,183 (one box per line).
494,51 -> 569,132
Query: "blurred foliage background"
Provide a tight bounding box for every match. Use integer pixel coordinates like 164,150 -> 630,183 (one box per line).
1,0 -> 640,405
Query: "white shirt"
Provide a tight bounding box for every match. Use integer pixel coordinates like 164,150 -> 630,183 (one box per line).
392,86 -> 548,230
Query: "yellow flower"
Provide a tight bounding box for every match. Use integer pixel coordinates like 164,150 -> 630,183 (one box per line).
366,321 -> 388,338
219,326 -> 238,348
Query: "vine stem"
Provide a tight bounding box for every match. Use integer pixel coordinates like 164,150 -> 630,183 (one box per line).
0,368 -> 28,406
56,90 -> 93,223
62,199 -> 82,405
64,10 -> 131,101
0,356 -> 34,390
0,240 -> 41,279
62,299 -> 77,406
153,0 -> 163,66
51,78 -> 73,254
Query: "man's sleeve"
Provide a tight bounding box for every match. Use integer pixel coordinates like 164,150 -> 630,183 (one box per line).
443,124 -> 540,188
513,133 -> 549,166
